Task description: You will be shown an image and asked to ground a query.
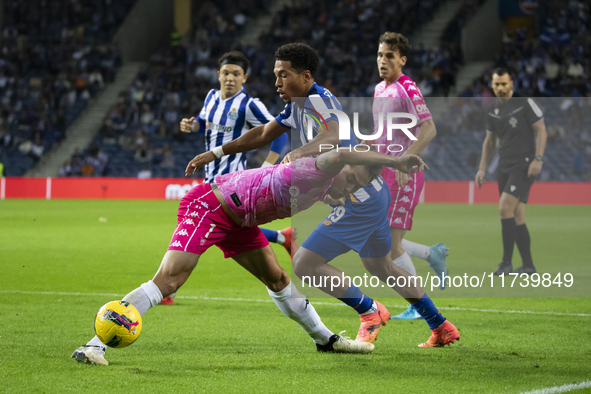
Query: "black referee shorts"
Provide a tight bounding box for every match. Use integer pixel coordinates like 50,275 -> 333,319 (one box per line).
497,159 -> 535,203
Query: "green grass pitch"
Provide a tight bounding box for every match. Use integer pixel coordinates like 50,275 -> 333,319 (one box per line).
1,199 -> 590,393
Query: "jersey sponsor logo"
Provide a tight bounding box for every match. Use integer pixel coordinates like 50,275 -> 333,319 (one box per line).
416,103 -> 429,114
394,217 -> 403,224
210,123 -> 233,133
510,185 -> 517,192
177,229 -> 189,236
171,240 -> 183,247
189,211 -> 198,217
509,117 -> 518,128
399,195 -> 411,203
184,218 -> 195,225
228,108 -> 238,120
397,207 -> 407,213
403,185 -> 412,192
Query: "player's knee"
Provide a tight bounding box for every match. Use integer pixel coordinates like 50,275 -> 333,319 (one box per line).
499,203 -> 513,218
265,269 -> 290,293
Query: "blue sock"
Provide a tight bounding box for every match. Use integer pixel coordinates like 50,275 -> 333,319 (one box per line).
338,285 -> 373,314
260,228 -> 278,243
412,294 -> 446,330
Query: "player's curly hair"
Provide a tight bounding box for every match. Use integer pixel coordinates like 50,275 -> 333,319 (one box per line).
363,165 -> 384,181
217,51 -> 250,73
275,43 -> 319,77
379,32 -> 410,58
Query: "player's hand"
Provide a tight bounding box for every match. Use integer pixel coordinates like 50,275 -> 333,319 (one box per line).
185,151 -> 216,176
323,195 -> 346,206
180,117 -> 196,133
394,154 -> 428,175
395,169 -> 412,188
281,150 -> 302,164
475,170 -> 485,188
528,160 -> 542,177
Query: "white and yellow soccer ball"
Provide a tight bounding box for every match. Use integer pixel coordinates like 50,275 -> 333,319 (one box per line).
94,301 -> 142,348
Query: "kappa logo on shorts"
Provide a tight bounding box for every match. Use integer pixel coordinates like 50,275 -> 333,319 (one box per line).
394,218 -> 403,224
171,240 -> 183,247
397,207 -> 407,213
177,229 -> 189,236
189,212 -> 198,217
403,185 -> 412,192
399,196 -> 410,203
200,201 -> 209,209
185,219 -> 195,225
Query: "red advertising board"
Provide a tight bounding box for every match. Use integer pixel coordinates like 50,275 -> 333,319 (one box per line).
1,177 -> 590,205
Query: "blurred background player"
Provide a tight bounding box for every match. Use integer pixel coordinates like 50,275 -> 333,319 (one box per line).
163,51 -> 292,305
369,32 -> 448,319
475,68 -> 547,276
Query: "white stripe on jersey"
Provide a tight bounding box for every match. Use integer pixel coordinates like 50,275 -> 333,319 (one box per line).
353,188 -> 371,202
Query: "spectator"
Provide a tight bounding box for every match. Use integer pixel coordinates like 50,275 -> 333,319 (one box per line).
137,167 -> 152,179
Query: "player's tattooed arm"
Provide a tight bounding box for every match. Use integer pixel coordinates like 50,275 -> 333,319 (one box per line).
283,120 -> 340,163
316,150 -> 428,174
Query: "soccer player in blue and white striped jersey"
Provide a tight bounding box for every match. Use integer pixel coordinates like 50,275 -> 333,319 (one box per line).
181,51 -> 288,182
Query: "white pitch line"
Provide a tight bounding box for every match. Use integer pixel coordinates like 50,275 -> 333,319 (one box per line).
520,380 -> 591,394
1,290 -> 590,317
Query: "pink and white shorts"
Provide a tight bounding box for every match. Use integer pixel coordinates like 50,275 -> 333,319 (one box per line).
382,170 -> 424,231
168,183 -> 269,258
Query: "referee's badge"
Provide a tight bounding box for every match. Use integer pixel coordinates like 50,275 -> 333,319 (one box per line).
509,117 -> 518,128
228,108 -> 238,120
494,109 -> 499,115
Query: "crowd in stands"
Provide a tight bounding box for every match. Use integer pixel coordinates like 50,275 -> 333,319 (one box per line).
0,0 -> 136,176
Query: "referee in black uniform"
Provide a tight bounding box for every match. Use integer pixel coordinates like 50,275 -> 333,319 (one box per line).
475,68 -> 548,275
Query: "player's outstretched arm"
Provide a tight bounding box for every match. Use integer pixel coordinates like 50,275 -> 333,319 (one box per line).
475,131 -> 497,188
316,150 -> 428,175
185,120 -> 286,176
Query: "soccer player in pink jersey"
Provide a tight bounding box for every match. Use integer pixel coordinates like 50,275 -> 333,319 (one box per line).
72,149 -> 430,365
370,32 -> 449,320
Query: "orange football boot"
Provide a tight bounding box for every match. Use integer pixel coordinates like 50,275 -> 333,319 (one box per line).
280,227 -> 297,260
418,320 -> 460,347
355,301 -> 391,343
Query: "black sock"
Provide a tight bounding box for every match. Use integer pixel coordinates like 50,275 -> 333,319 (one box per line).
515,223 -> 534,268
501,218 -> 517,264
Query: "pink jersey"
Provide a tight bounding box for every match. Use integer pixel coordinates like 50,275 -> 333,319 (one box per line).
216,157 -> 338,227
373,74 -> 432,158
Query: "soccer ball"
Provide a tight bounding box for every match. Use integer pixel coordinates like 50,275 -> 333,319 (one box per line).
94,301 -> 142,348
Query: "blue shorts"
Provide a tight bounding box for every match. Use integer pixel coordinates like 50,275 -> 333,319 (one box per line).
302,225 -> 391,261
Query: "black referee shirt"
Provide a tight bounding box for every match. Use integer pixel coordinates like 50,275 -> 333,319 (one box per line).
485,94 -> 544,165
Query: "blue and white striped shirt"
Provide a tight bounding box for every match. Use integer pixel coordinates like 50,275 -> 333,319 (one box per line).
198,88 -> 275,182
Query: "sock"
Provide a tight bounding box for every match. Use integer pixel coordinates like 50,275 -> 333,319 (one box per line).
360,301 -> 378,316
501,218 -> 517,263
515,223 -> 534,268
411,294 -> 446,330
85,281 -> 163,349
392,252 -> 417,277
260,227 -> 278,243
276,232 -> 286,244
401,239 -> 430,260
338,284 -> 374,314
167,291 -> 176,299
267,283 -> 334,345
